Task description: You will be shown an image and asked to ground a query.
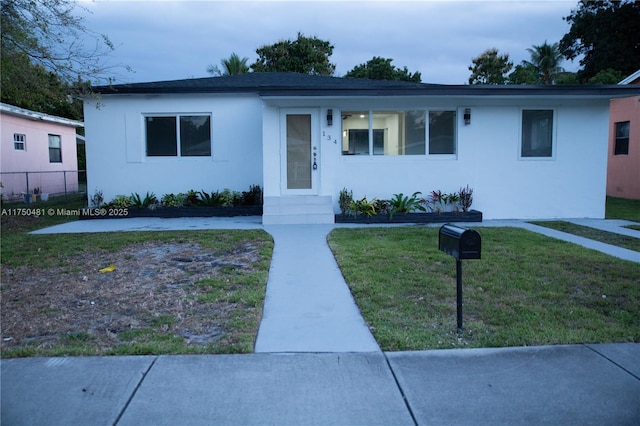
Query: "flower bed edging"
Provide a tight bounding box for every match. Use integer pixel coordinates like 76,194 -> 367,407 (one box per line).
79,205 -> 263,220
334,209 -> 482,224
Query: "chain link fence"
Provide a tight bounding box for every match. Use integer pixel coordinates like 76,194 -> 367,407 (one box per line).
1,170 -> 86,203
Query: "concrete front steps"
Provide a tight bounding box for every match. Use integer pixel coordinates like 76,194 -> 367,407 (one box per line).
262,196 -> 335,224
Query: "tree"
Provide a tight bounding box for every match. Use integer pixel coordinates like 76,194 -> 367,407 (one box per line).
508,63 -> 539,84
1,0 -> 120,118
587,68 -> 625,84
251,33 -> 336,75
1,53 -> 85,119
554,72 -> 580,85
560,0 -> 640,82
207,53 -> 250,76
523,41 -> 564,84
345,57 -> 421,82
468,48 -> 513,84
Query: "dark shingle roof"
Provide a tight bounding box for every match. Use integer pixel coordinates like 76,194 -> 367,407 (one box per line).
92,72 -> 640,98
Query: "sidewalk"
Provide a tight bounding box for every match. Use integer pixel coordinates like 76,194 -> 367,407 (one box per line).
3,217 -> 639,424
2,344 -> 639,425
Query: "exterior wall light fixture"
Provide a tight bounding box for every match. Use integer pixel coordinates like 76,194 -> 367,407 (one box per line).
464,108 -> 471,125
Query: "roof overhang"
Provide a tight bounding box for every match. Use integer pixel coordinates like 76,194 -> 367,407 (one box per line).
619,69 -> 640,85
257,85 -> 640,99
0,103 -> 84,128
89,73 -> 640,100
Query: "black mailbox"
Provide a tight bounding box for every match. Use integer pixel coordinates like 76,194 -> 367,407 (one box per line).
439,224 -> 481,260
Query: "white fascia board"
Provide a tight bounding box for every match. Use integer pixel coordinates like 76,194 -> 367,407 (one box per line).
618,69 -> 640,85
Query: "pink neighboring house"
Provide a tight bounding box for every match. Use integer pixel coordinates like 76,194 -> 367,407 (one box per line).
1,103 -> 83,201
607,70 -> 640,200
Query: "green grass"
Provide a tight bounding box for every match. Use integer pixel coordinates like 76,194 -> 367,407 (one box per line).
1,201 -> 273,358
606,196 -> 640,222
530,221 -> 640,252
328,227 -> 640,351
625,225 -> 640,231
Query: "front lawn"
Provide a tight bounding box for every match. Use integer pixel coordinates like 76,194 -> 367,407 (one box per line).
1,204 -> 273,358
606,196 -> 640,222
328,227 -> 640,351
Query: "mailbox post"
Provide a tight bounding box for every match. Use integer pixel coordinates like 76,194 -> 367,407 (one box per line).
438,224 -> 481,334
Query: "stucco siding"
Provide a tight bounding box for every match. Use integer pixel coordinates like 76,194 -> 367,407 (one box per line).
330,102 -> 609,220
86,91 -> 611,220
83,94 -> 263,203
1,112 -> 78,199
607,96 -> 640,199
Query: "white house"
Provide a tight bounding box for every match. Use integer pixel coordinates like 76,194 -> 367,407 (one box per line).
1,103 -> 83,201
83,72 -> 640,224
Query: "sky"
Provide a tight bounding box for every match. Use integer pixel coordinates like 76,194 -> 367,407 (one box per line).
77,0 -> 581,85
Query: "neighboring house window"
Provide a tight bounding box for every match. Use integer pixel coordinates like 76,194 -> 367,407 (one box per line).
521,110 -> 554,158
342,110 -> 452,156
145,115 -> 211,157
13,134 -> 26,150
614,121 -> 630,155
48,134 -> 62,163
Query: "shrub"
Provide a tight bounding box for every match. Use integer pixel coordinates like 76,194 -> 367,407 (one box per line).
185,190 -> 199,206
198,190 -> 226,206
111,195 -> 132,208
90,189 -> 104,207
459,185 -> 473,212
339,188 -> 354,216
349,196 -> 378,217
387,192 -> 425,218
220,189 -> 241,207
130,192 -> 158,209
374,199 -> 390,215
426,190 -> 445,213
161,193 -> 186,207
241,185 -> 263,206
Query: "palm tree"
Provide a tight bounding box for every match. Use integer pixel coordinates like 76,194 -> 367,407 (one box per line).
524,41 -> 564,84
207,53 -> 250,76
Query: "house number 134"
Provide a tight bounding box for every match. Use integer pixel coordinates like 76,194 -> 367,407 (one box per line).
323,131 -> 338,144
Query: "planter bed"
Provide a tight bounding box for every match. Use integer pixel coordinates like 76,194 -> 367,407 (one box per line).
79,205 -> 263,220
335,209 -> 482,224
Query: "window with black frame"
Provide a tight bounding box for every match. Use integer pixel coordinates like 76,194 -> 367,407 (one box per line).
521,110 -> 553,158
145,114 -> 211,157
614,121 -> 630,155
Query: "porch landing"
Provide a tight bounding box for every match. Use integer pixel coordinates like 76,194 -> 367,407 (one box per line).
262,196 -> 334,225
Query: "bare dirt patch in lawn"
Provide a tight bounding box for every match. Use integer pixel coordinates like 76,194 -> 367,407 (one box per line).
1,240 -> 263,355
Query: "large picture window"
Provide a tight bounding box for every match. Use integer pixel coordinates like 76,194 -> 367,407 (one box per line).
146,114 -> 211,157
341,110 -> 429,156
48,134 -> 62,163
521,110 -> 554,158
614,121 -> 630,155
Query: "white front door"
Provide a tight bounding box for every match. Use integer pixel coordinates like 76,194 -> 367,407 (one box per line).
281,109 -> 319,195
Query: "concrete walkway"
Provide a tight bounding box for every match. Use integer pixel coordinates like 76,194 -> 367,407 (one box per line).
567,218 -> 640,238
256,225 -> 379,352
450,219 -> 640,263
517,221 -> 640,263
